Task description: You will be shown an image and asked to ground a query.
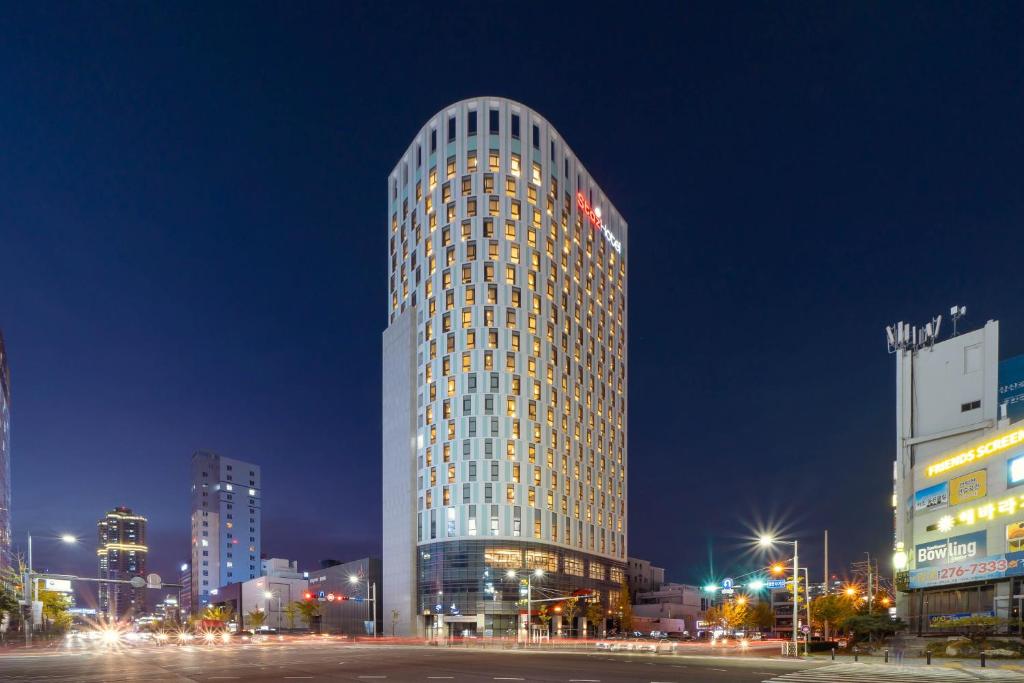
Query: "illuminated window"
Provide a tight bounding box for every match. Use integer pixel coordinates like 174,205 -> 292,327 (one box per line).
488,151 -> 500,172
510,153 -> 521,176
484,548 -> 522,569
564,556 -> 584,576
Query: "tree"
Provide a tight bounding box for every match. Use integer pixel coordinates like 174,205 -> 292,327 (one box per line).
247,608 -> 266,631
705,601 -> 748,633
561,597 -> 580,637
585,600 -> 606,638
930,615 -> 1006,649
283,601 -> 299,629
811,594 -> 857,640
391,609 -> 400,637
745,601 -> 774,632
201,605 -> 233,625
39,588 -> 72,632
617,579 -> 633,633
295,600 -> 320,630
844,614 -> 904,643
537,605 -> 552,635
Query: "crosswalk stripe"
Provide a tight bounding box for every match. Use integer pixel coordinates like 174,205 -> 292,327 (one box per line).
763,663 -> 1024,682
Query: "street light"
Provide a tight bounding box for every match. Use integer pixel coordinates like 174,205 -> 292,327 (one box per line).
506,568 -> 544,644
348,574 -> 378,637
759,535 -> 801,656
263,590 -> 281,630
24,532 -> 78,645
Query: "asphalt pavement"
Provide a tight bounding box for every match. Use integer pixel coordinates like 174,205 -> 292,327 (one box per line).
0,639 -> 821,682
6,640 -> 1024,682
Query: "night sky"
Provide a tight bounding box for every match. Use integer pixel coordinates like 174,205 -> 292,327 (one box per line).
2,3 -> 1022,598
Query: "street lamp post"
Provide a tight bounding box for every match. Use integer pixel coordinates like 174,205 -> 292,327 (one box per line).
263,591 -> 281,630
760,536 -> 800,656
349,574 -> 377,636
506,568 -> 544,644
23,532 -> 78,646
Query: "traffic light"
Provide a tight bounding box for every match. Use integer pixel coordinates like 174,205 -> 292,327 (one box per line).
303,591 -> 313,601
771,564 -> 784,575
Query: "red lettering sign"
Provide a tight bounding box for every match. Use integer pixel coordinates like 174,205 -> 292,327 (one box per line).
576,192 -> 603,231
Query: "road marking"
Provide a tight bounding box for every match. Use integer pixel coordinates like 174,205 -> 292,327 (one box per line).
494,679 -> 524,681
208,678 -> 240,680
358,678 -> 387,680
569,679 -> 600,682
711,668 -> 727,672
285,678 -> 314,680
427,678 -> 454,680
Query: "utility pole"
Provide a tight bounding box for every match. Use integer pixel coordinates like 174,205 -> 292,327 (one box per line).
823,530 -> 829,596
865,552 -> 873,614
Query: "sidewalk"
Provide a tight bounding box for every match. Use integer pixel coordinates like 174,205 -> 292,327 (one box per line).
810,652 -> 1024,671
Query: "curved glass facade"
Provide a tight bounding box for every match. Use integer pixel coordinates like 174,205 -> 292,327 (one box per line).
384,98 -> 627,634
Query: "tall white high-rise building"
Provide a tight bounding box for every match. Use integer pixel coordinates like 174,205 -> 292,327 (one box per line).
383,98 -> 628,637
189,451 -> 262,614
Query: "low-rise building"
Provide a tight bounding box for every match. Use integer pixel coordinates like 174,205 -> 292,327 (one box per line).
213,573 -> 307,630
307,558 -> 382,636
633,583 -> 704,635
626,557 -> 665,602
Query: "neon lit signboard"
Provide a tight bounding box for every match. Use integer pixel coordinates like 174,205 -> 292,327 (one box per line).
926,428 -> 1024,477
926,493 -> 1024,532
576,192 -> 622,254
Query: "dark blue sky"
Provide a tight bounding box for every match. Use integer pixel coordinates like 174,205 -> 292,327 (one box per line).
2,3 -> 1022,592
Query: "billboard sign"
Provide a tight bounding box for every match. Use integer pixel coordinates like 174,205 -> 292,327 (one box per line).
915,482 -> 949,512
915,530 -> 987,568
909,551 -> 1024,589
1000,355 -> 1024,421
949,470 -> 987,505
1010,454 -> 1024,487
43,578 -> 72,593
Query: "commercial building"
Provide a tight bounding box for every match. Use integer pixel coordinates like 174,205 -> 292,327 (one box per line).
154,595 -> 181,624
0,330 -> 10,570
96,506 -> 148,619
261,557 -> 305,579
307,558 -> 382,636
626,557 -> 665,602
189,451 -> 262,612
213,572 -> 307,631
633,582 -> 703,635
383,98 -> 629,637
178,563 -> 192,618
889,312 -> 1024,633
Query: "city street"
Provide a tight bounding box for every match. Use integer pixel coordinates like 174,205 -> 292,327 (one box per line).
0,639 -> 813,683
5,640 -> 1024,683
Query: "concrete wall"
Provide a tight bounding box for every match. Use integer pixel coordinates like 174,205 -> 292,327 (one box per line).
382,307 -> 417,636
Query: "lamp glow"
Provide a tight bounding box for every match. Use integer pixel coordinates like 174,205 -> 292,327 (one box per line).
892,551 -> 908,570
748,580 -> 765,591
759,535 -> 775,547
61,534 -> 78,543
